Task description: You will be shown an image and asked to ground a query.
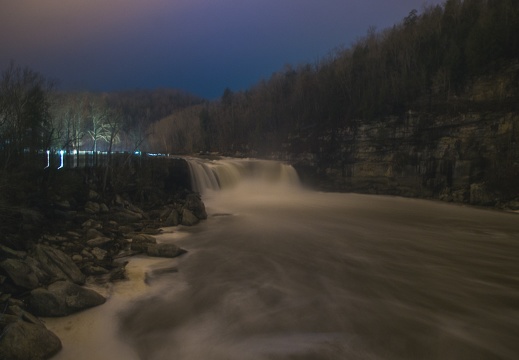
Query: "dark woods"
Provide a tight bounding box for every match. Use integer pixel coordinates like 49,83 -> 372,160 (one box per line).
1,0 -> 518,176
148,0 -> 519,155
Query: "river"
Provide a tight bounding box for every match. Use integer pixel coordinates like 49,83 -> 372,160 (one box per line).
49,158 -> 519,360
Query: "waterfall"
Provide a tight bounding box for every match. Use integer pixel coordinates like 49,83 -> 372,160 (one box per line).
185,157 -> 300,194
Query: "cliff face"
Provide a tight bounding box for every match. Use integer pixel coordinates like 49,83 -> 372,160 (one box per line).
283,62 -> 519,208
287,111 -> 519,208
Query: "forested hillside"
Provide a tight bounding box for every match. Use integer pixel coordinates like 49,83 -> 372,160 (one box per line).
143,0 -> 519,205
146,0 -> 519,156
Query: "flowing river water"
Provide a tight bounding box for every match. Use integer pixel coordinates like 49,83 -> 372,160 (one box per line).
48,158 -> 519,360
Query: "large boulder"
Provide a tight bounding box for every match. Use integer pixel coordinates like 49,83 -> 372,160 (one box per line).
164,209 -> 180,226
146,243 -> 187,258
113,209 -> 143,223
30,245 -> 85,285
28,280 -> 106,317
181,208 -> 199,226
130,234 -> 156,252
184,193 -> 207,219
0,259 -> 40,290
0,315 -> 62,360
86,236 -> 115,248
84,201 -> 101,214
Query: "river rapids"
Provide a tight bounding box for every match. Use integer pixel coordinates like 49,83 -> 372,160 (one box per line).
48,158 -> 519,360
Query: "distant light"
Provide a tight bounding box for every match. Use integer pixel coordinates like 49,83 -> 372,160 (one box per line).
44,150 -> 50,169
134,150 -> 142,155
58,150 -> 65,169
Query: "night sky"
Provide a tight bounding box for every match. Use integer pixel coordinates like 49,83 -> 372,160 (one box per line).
1,0 -> 444,99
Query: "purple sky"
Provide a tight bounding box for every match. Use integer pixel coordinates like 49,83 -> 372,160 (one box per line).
1,0 -> 444,99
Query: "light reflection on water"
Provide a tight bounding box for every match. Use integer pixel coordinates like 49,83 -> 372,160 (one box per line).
118,185 -> 519,360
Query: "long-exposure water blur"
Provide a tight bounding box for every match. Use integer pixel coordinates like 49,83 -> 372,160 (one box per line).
49,159 -> 519,360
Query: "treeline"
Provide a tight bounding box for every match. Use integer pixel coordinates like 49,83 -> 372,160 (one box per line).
0,61 -> 202,170
146,0 -> 519,155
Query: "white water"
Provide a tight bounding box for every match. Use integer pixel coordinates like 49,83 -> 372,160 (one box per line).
186,157 -> 300,194
50,158 -> 519,359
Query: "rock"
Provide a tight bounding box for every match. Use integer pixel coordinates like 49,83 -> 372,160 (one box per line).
127,203 -> 145,216
83,265 -> 109,276
0,316 -> 62,360
82,219 -> 102,230
41,234 -> 67,244
181,208 -> 199,226
164,209 -> 180,226
89,189 -> 100,200
506,200 -> 519,210
146,243 -> 187,258
6,305 -> 41,325
54,199 -> 71,210
85,228 -> 104,240
91,247 -> 108,261
0,244 -> 26,259
114,194 -> 125,206
99,203 -> 110,213
130,234 -> 156,252
113,209 -> 143,223
0,259 -> 40,290
66,231 -> 81,238
184,193 -> 207,219
31,245 -> 86,285
86,236 -> 115,248
470,183 -> 495,205
85,201 -> 101,214
28,280 -> 106,317
81,249 -> 94,259
72,255 -> 83,262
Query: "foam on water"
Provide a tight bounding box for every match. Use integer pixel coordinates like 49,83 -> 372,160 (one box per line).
50,158 -> 519,360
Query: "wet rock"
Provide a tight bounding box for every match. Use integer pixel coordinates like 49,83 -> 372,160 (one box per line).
0,259 -> 40,290
130,234 -> 156,252
146,243 -> 186,258
54,199 -> 71,210
91,247 -> 108,261
470,183 -> 495,205
28,280 -> 106,317
0,244 -> 26,259
84,201 -> 101,214
184,193 -> 207,219
82,219 -> 102,230
99,203 -> 110,213
164,209 -> 180,226
85,228 -> 104,240
41,234 -> 68,244
31,245 -> 85,285
0,315 -> 62,360
506,199 -> 519,210
113,209 -> 143,223
89,189 -> 100,200
82,265 -> 109,276
181,208 -> 199,226
86,236 -> 115,248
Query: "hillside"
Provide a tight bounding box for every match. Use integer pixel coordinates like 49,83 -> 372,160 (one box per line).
144,0 -> 519,206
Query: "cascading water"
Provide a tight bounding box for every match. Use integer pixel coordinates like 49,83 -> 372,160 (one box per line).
48,157 -> 519,360
185,157 -> 300,194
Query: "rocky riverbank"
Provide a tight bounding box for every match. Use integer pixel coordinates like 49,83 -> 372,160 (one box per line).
0,161 -> 206,359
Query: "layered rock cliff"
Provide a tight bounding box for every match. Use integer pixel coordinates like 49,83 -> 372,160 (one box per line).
289,111 -> 518,208
286,65 -> 519,209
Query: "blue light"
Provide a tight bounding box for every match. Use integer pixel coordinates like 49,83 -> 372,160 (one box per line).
58,150 -> 65,169
44,150 -> 50,169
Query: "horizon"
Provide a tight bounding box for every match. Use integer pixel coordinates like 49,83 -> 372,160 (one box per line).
1,1 -> 445,99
